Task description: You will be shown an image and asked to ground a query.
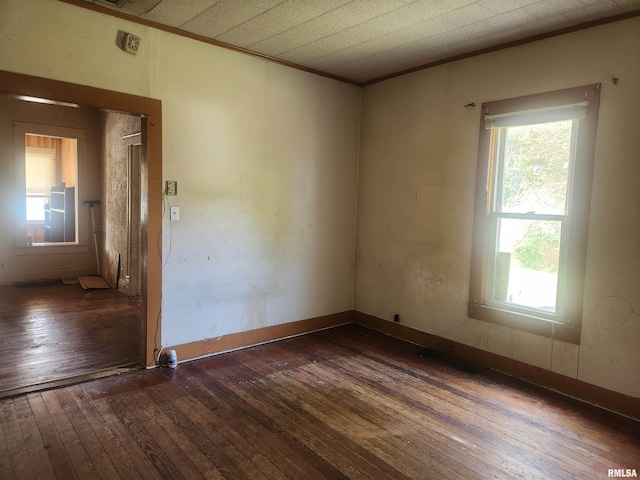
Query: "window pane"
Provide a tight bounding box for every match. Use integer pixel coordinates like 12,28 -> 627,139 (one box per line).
491,218 -> 561,312
25,135 -> 78,243
26,195 -> 48,222
25,147 -> 56,193
499,120 -> 572,215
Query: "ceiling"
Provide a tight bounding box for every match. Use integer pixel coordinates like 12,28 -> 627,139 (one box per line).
76,0 -> 640,84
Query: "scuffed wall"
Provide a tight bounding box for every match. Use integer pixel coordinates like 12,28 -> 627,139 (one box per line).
154,33 -> 360,345
355,17 -> 640,397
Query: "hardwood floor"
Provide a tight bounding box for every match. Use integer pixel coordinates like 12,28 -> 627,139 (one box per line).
0,281 -> 141,397
0,323 -> 638,479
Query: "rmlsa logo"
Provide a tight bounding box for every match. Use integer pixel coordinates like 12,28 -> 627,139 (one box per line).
608,469 -> 638,478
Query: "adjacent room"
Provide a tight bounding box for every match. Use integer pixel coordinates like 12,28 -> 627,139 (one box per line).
0,0 -> 639,478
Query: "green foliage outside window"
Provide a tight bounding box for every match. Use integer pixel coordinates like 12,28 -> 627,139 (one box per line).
502,121 -> 571,272
514,222 -> 560,272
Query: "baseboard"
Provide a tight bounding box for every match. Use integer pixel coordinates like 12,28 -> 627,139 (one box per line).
168,310 -> 355,364
355,311 -> 640,421
0,267 -> 97,286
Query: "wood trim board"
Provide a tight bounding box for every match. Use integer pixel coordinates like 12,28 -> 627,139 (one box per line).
164,311 -> 355,365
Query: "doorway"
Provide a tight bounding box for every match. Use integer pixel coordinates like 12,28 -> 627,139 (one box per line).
0,70 -> 162,392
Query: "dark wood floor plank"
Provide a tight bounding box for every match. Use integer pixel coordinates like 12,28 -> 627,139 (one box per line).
168,369 -> 328,480
235,343 -> 493,479
54,388 -> 121,480
112,386 -> 209,480
0,324 -> 637,479
317,326 -> 640,467
11,395 -> 56,480
336,353 -> 587,476
312,362 -> 527,479
40,389 -> 101,480
187,356 -> 361,479
272,366 -> 451,479
0,406 -> 14,480
281,357 -> 496,479
111,367 -> 273,480
26,392 -> 79,479
0,399 -> 36,479
302,334 -> 582,479
246,342 -> 520,480
0,283 -> 140,396
94,387 -> 182,480
234,342 -> 501,476
274,337 -> 517,470
160,364 -> 349,480
141,385 -> 229,480
166,373 -> 282,480
199,356 -> 418,480
227,377 -> 382,480
66,382 -> 158,480
77,382 -> 166,480
231,345 -> 446,479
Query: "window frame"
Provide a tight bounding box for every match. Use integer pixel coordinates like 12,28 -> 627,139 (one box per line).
468,85 -> 601,345
14,122 -> 88,254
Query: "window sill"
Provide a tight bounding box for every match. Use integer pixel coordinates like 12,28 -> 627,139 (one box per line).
468,303 -> 581,345
16,243 -> 89,256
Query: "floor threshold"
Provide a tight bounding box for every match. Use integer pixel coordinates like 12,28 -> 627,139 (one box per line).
0,363 -> 140,400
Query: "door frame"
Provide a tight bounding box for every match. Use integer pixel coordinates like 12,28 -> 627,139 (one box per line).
0,70 -> 162,367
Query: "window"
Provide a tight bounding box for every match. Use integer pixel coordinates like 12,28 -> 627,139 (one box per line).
25,147 -> 56,223
15,122 -> 86,251
469,85 -> 600,344
24,135 -> 78,244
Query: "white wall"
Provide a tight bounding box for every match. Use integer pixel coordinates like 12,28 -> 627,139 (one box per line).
0,0 -> 360,347
355,17 -> 640,398
154,32 -> 360,345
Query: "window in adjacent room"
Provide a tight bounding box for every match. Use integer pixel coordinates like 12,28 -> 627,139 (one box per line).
468,85 -> 600,343
24,134 -> 78,244
15,122 -> 85,249
25,146 -> 57,223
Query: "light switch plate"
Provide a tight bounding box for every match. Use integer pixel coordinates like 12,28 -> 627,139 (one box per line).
170,206 -> 179,221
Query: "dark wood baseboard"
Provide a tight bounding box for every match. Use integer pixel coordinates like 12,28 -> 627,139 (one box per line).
355,311 -> 640,421
167,311 -> 355,364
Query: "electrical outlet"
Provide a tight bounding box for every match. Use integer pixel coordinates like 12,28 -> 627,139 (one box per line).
166,180 -> 177,196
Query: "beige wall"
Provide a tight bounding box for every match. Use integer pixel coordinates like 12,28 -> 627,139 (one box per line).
154,32 -> 360,344
355,17 -> 640,397
0,0 -> 360,347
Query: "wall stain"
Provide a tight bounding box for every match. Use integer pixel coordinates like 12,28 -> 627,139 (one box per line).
588,296 -> 636,333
